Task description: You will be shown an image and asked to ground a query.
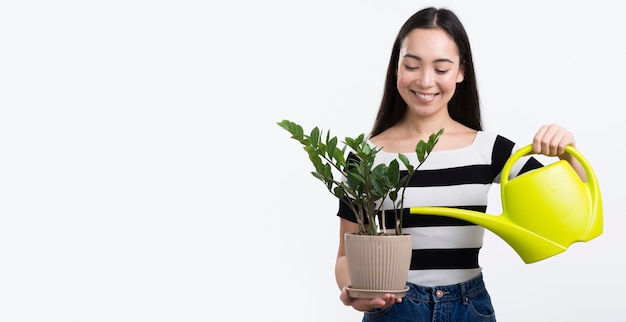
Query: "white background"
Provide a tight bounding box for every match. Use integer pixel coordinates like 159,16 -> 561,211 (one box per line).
1,1 -> 624,321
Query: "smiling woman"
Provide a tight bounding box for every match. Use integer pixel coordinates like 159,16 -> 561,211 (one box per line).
270,2 -> 621,321
332,6 -> 590,322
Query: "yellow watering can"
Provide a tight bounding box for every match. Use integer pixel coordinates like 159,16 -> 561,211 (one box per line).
410,144 -> 603,264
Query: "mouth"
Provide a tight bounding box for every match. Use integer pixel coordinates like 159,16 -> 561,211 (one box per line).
411,90 -> 437,101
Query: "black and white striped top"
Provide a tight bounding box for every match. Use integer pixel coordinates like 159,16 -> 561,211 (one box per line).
337,131 -> 542,287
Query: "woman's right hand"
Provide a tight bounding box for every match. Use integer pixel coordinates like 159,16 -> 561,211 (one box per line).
339,287 -> 401,312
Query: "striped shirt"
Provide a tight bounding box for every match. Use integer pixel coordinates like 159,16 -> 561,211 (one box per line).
337,131 -> 542,287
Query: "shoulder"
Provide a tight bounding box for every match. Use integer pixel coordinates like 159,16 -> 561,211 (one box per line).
470,132 -> 517,167
474,131 -> 515,150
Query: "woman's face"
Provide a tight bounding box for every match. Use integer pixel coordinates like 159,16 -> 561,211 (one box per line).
397,28 -> 465,118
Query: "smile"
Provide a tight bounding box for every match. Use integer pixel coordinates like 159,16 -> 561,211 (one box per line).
412,91 -> 437,100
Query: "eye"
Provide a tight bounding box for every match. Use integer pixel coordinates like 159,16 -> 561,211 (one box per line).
404,64 -> 419,71
435,69 -> 449,74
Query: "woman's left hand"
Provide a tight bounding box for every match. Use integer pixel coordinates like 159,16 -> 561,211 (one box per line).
532,123 -> 587,181
532,124 -> 576,156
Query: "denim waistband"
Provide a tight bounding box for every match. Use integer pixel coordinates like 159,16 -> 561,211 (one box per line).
405,273 -> 486,303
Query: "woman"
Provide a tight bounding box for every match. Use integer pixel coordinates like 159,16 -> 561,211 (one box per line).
334,7 -> 586,321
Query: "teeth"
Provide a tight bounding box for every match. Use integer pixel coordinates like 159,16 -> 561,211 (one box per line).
416,92 -> 434,99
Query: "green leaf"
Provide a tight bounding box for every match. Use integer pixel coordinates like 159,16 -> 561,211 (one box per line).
344,137 -> 356,149
333,186 -> 345,199
277,120 -> 304,142
361,142 -> 371,156
327,136 -> 337,159
429,128 -> 444,146
347,171 -> 365,185
310,127 -> 320,149
333,147 -> 346,168
388,159 -> 400,184
416,141 -> 428,163
372,176 -> 385,195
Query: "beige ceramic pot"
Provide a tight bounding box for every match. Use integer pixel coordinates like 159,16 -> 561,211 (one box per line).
344,233 -> 411,298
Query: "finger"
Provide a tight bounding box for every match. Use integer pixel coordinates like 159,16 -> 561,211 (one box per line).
357,298 -> 386,312
557,132 -> 575,155
536,124 -> 567,155
547,127 -> 573,156
385,295 -> 396,307
555,135 -> 567,156
339,288 -> 354,306
532,125 -> 549,154
543,124 -> 561,155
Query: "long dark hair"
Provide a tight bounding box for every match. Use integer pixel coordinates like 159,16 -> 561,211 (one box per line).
370,7 -> 482,137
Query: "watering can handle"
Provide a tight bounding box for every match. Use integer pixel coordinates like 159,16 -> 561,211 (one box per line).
500,144 -> 600,202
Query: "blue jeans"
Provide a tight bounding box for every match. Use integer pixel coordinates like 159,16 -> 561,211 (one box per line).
362,273 -> 496,322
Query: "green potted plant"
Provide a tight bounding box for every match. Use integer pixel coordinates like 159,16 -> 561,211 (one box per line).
277,119 -> 443,298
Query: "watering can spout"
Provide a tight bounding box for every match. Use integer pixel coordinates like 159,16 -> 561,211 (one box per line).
410,144 -> 602,264
409,207 -> 569,264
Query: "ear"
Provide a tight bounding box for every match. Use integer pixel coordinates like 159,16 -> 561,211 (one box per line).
456,61 -> 465,83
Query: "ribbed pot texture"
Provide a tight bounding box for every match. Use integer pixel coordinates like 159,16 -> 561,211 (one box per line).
345,233 -> 412,296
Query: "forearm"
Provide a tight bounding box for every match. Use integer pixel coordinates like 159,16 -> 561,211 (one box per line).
559,153 -> 588,182
335,255 -> 351,290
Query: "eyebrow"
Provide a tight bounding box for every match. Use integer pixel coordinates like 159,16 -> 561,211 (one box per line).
403,53 -> 455,64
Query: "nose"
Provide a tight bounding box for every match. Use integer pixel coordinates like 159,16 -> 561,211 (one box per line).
417,69 -> 434,87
